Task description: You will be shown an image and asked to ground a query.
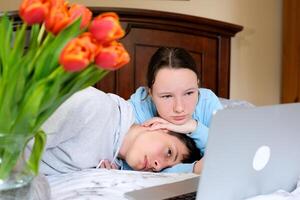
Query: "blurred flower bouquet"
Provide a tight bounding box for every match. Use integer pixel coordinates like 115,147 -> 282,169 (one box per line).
0,0 -> 129,190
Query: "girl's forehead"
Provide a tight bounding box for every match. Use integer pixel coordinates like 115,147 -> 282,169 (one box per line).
152,69 -> 198,90
155,68 -> 197,80
156,67 -> 193,74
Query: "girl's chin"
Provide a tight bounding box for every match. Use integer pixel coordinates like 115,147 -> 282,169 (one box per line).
130,162 -> 145,171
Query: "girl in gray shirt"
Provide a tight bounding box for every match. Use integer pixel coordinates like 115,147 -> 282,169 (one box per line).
35,87 -> 201,175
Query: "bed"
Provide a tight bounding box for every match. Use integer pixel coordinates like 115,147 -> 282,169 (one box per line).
8,7 -> 249,200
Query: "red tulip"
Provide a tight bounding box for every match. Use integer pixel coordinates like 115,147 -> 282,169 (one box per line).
19,0 -> 50,25
69,4 -> 92,29
45,0 -> 71,35
89,12 -> 125,44
95,42 -> 130,70
59,33 -> 98,72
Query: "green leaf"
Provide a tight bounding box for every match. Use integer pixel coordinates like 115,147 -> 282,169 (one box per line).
4,24 -> 28,123
34,66 -> 109,130
29,24 -> 41,49
0,134 -> 26,180
0,14 -> 13,131
8,23 -> 27,67
33,18 -> 82,81
20,24 -> 41,77
0,14 -> 13,70
27,130 -> 46,175
35,67 -> 65,120
0,149 -> 21,180
12,81 -> 46,133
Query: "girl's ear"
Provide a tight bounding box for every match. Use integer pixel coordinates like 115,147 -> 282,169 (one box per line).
197,79 -> 200,87
148,87 -> 153,97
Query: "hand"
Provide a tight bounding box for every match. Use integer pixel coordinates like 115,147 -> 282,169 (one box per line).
193,158 -> 204,174
142,117 -> 197,134
96,159 -> 118,170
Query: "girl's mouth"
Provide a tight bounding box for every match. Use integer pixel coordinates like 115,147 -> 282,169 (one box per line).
172,115 -> 186,121
142,156 -> 148,170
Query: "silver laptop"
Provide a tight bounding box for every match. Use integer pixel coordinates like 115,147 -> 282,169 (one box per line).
125,103 -> 300,200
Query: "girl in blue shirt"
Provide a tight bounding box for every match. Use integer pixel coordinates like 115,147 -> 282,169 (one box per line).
129,47 -> 222,173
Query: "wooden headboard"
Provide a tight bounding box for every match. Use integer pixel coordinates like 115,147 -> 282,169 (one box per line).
6,7 -> 242,99
92,8 -> 243,99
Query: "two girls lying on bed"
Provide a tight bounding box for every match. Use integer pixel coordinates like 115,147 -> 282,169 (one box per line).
128,47 -> 222,174
35,47 -> 220,175
35,87 -> 201,175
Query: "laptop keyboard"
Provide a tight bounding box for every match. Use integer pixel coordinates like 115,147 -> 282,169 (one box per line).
164,192 -> 196,200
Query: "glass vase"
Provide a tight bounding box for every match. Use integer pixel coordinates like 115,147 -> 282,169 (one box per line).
0,133 -> 34,200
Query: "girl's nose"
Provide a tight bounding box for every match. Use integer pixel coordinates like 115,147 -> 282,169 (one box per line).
174,98 -> 184,113
152,160 -> 162,172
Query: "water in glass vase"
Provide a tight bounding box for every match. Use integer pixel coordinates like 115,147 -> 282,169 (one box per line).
0,134 -> 34,200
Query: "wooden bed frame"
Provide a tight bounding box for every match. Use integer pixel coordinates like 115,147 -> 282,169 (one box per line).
91,8 -> 243,99
7,7 -> 242,99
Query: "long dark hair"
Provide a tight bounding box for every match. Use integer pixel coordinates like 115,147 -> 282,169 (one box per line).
147,47 -> 200,89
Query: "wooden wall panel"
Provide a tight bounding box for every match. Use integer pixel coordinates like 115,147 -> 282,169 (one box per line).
281,0 -> 300,103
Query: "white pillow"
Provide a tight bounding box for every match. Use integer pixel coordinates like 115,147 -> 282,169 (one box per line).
219,98 -> 255,109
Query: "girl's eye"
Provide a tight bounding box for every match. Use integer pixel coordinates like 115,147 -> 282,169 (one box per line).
167,148 -> 172,157
185,91 -> 195,96
161,95 -> 172,99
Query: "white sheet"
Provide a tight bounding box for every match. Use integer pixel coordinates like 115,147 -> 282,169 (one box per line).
40,171 -> 300,200
46,169 -> 198,200
245,176 -> 300,200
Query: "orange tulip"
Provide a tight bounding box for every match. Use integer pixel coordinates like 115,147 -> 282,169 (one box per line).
19,0 -> 50,25
95,42 -> 130,70
89,12 -> 125,44
45,0 -> 71,35
69,4 -> 92,29
59,33 -> 98,72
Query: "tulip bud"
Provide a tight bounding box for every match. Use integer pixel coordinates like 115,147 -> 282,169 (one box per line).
45,0 -> 71,35
19,0 -> 50,25
89,12 -> 125,44
69,4 -> 92,29
60,33 -> 98,72
95,42 -> 130,70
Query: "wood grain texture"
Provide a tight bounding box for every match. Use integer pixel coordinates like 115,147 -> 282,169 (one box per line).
281,0 -> 300,103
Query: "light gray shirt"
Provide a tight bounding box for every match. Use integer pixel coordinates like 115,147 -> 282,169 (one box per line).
36,87 -> 135,175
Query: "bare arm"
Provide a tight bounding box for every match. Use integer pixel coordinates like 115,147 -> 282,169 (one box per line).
142,117 -> 197,134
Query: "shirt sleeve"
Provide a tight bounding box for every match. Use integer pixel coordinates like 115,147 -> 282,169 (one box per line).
189,122 -> 209,153
128,87 -> 157,124
122,160 -> 195,173
162,163 -> 195,173
190,89 -> 223,153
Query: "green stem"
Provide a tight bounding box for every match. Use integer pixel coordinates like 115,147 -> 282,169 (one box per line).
0,134 -> 34,180
0,133 -> 26,180
0,148 -> 22,180
37,24 -> 45,45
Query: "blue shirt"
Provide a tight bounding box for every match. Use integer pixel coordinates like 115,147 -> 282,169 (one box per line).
128,87 -> 223,173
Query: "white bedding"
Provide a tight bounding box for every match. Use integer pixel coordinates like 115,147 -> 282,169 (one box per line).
246,177 -> 300,200
39,170 -> 300,200
46,169 -> 198,200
